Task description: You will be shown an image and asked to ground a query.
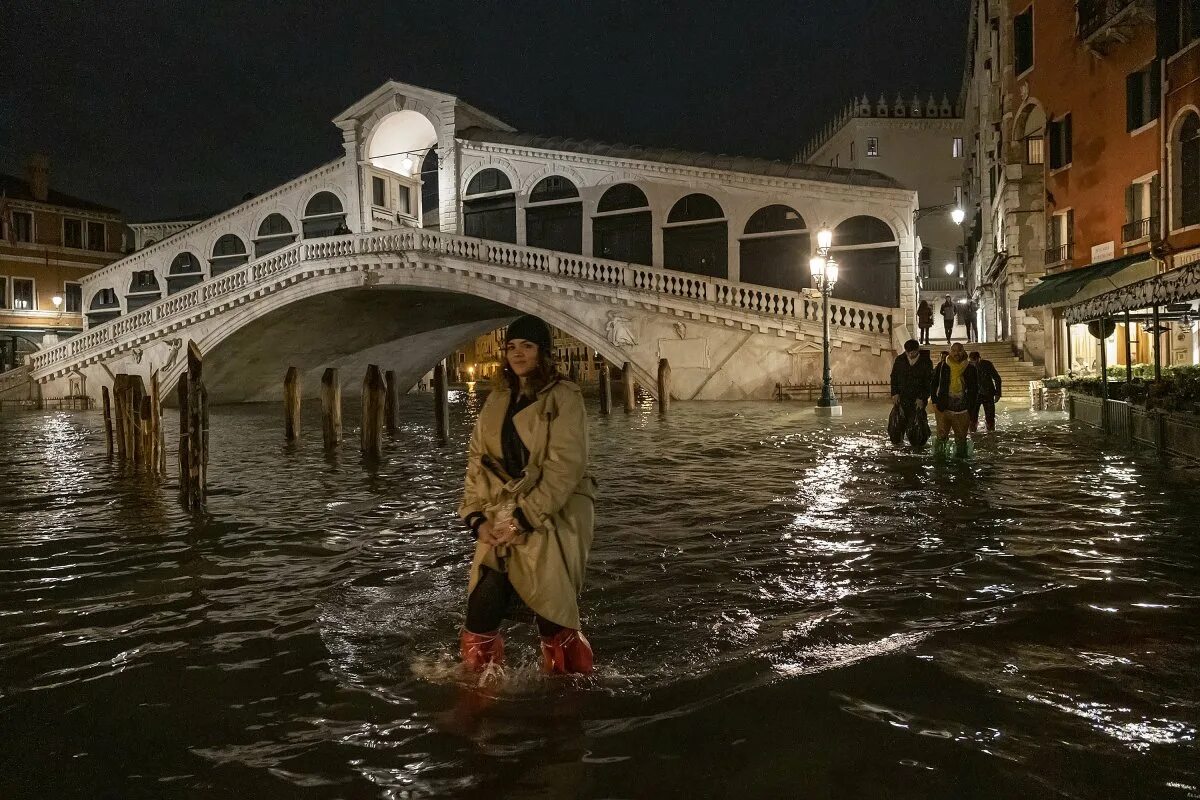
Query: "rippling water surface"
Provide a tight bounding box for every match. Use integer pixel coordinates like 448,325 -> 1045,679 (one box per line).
2,394 -> 1199,799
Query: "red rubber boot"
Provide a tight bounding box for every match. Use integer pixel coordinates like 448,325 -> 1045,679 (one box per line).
460,629 -> 505,671
539,629 -> 594,675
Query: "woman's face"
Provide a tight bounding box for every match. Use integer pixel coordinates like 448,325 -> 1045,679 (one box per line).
505,339 -> 539,377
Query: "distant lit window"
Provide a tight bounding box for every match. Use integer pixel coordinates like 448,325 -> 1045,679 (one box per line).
11,211 -> 32,243
87,221 -> 106,251
63,218 -> 83,248
372,176 -> 387,207
0,277 -> 7,308
866,137 -> 879,157
952,137 -> 964,157
13,278 -> 34,310
1026,135 -> 1045,165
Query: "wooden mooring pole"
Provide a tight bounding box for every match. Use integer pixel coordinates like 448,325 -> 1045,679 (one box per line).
658,358 -> 672,415
179,342 -> 208,510
384,369 -> 398,436
598,363 -> 612,415
433,362 -> 449,442
361,365 -> 386,458
284,366 -> 301,442
124,375 -> 146,469
102,385 -> 114,457
113,374 -> 129,460
321,367 -> 341,450
152,373 -> 166,476
622,361 -> 636,412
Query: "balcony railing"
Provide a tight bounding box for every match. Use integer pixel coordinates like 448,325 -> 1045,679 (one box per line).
1077,0 -> 1153,45
1121,216 -> 1157,243
1045,242 -> 1074,265
921,275 -> 967,293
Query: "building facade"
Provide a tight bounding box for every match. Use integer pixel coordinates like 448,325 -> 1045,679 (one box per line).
800,94 -> 969,317
0,157 -> 124,372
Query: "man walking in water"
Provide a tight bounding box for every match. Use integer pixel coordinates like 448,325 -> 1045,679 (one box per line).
939,295 -> 957,344
930,342 -> 978,456
890,339 -> 933,445
969,350 -> 1002,432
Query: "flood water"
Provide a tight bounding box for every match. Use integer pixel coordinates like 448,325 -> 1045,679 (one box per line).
1,393 -> 1198,799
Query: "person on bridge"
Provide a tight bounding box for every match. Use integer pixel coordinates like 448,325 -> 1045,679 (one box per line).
939,295 -> 957,344
458,314 -> 597,675
930,342 -> 979,456
917,300 -> 934,345
968,350 -> 1002,432
889,339 -> 932,446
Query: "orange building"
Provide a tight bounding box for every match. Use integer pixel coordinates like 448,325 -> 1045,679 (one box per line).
1011,1 -> 1161,374
1,156 -> 125,372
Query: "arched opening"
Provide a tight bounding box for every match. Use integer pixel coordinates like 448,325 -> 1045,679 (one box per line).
463,168 -> 516,243
301,191 -> 347,238
125,269 -> 162,311
1014,102 -> 1047,165
739,205 -> 809,291
830,216 -> 901,308
366,110 -> 437,231
1176,111 -> 1200,228
525,176 -> 582,253
254,213 -> 296,258
166,251 -> 204,295
663,193 -> 728,279
86,287 -> 121,327
210,234 -> 249,277
593,183 -> 652,265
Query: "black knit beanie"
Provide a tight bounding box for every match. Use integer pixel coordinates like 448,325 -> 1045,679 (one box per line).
504,315 -> 552,351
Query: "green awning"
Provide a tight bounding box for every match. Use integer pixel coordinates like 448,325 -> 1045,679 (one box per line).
1017,254 -> 1155,310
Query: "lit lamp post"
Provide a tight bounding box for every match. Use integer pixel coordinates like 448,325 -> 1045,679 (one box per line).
810,228 -> 842,416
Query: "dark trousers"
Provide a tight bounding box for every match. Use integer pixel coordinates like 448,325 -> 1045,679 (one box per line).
943,320 -> 954,343
466,565 -> 564,637
919,325 -> 931,344
970,399 -> 996,431
967,319 -> 979,343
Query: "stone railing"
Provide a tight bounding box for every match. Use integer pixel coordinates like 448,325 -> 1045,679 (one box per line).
0,365 -> 32,395
32,228 -> 894,378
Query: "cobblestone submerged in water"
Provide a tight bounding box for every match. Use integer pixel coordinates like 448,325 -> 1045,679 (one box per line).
1,396 -> 1198,798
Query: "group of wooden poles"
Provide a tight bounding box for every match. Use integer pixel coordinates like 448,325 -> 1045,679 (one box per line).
101,341 -> 208,511
97,346 -> 674,511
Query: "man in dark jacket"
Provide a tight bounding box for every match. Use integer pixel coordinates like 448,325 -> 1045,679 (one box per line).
939,296 -> 957,344
930,342 -> 979,455
890,339 -> 933,443
968,350 -> 1002,432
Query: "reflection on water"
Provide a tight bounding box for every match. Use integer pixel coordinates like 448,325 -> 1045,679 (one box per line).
2,397 -> 1199,798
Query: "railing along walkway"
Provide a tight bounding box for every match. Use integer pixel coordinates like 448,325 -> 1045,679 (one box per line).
32,229 -> 895,379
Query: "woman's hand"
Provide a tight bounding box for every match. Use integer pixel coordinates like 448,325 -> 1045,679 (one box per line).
477,519 -> 520,547
477,520 -> 502,547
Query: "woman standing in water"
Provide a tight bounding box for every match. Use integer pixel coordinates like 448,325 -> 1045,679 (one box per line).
457,315 -> 597,674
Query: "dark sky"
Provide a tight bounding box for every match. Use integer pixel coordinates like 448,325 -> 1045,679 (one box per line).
0,1 -> 968,221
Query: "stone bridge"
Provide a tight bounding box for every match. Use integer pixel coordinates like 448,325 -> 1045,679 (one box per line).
29,80 -> 917,403
31,228 -> 898,402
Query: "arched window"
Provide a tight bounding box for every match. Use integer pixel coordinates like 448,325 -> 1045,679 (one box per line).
739,205 -> 809,291
593,183 -> 652,265
254,213 -> 296,257
210,234 -> 249,276
421,148 -> 439,229
301,191 -> 347,238
663,194 -> 728,279
86,287 -> 121,327
830,216 -> 901,308
1178,113 -> 1200,228
126,270 -> 162,311
525,176 -> 582,254
166,251 -> 204,295
463,169 -> 516,243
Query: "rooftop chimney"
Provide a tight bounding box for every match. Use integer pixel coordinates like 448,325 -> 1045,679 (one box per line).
26,154 -> 49,203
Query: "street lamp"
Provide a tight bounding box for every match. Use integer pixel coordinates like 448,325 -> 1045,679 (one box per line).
810,227 -> 842,416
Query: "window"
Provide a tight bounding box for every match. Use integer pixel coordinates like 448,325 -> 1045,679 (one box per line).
1180,0 -> 1200,53
131,270 -> 158,290
1014,6 -> 1034,75
954,185 -> 963,206
86,221 -> 106,251
850,141 -> 856,160
372,176 -> 387,207
397,186 -> 411,216
1123,176 -> 1160,241
1048,113 -> 1072,170
63,218 -> 83,248
1127,63 -> 1161,132
64,282 -> 82,313
0,277 -> 6,308
1026,135 -> 1045,164
1180,114 -> 1200,227
831,155 -> 839,167
465,169 -> 512,196
866,137 -> 879,157
11,211 -> 32,243
953,137 -> 964,157
13,278 -> 34,310
1047,210 -> 1073,263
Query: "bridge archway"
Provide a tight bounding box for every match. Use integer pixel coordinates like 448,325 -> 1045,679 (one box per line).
663,193 -> 728,279
829,215 -> 900,308
739,204 -> 809,291
365,110 -> 438,177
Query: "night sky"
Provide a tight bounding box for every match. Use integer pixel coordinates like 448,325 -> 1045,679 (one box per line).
0,1 -> 968,221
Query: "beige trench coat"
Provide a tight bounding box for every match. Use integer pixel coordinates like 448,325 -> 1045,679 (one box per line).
458,379 -> 596,630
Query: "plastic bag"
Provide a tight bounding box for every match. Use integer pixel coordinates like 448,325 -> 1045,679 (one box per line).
906,406 -> 931,449
887,404 -> 905,445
